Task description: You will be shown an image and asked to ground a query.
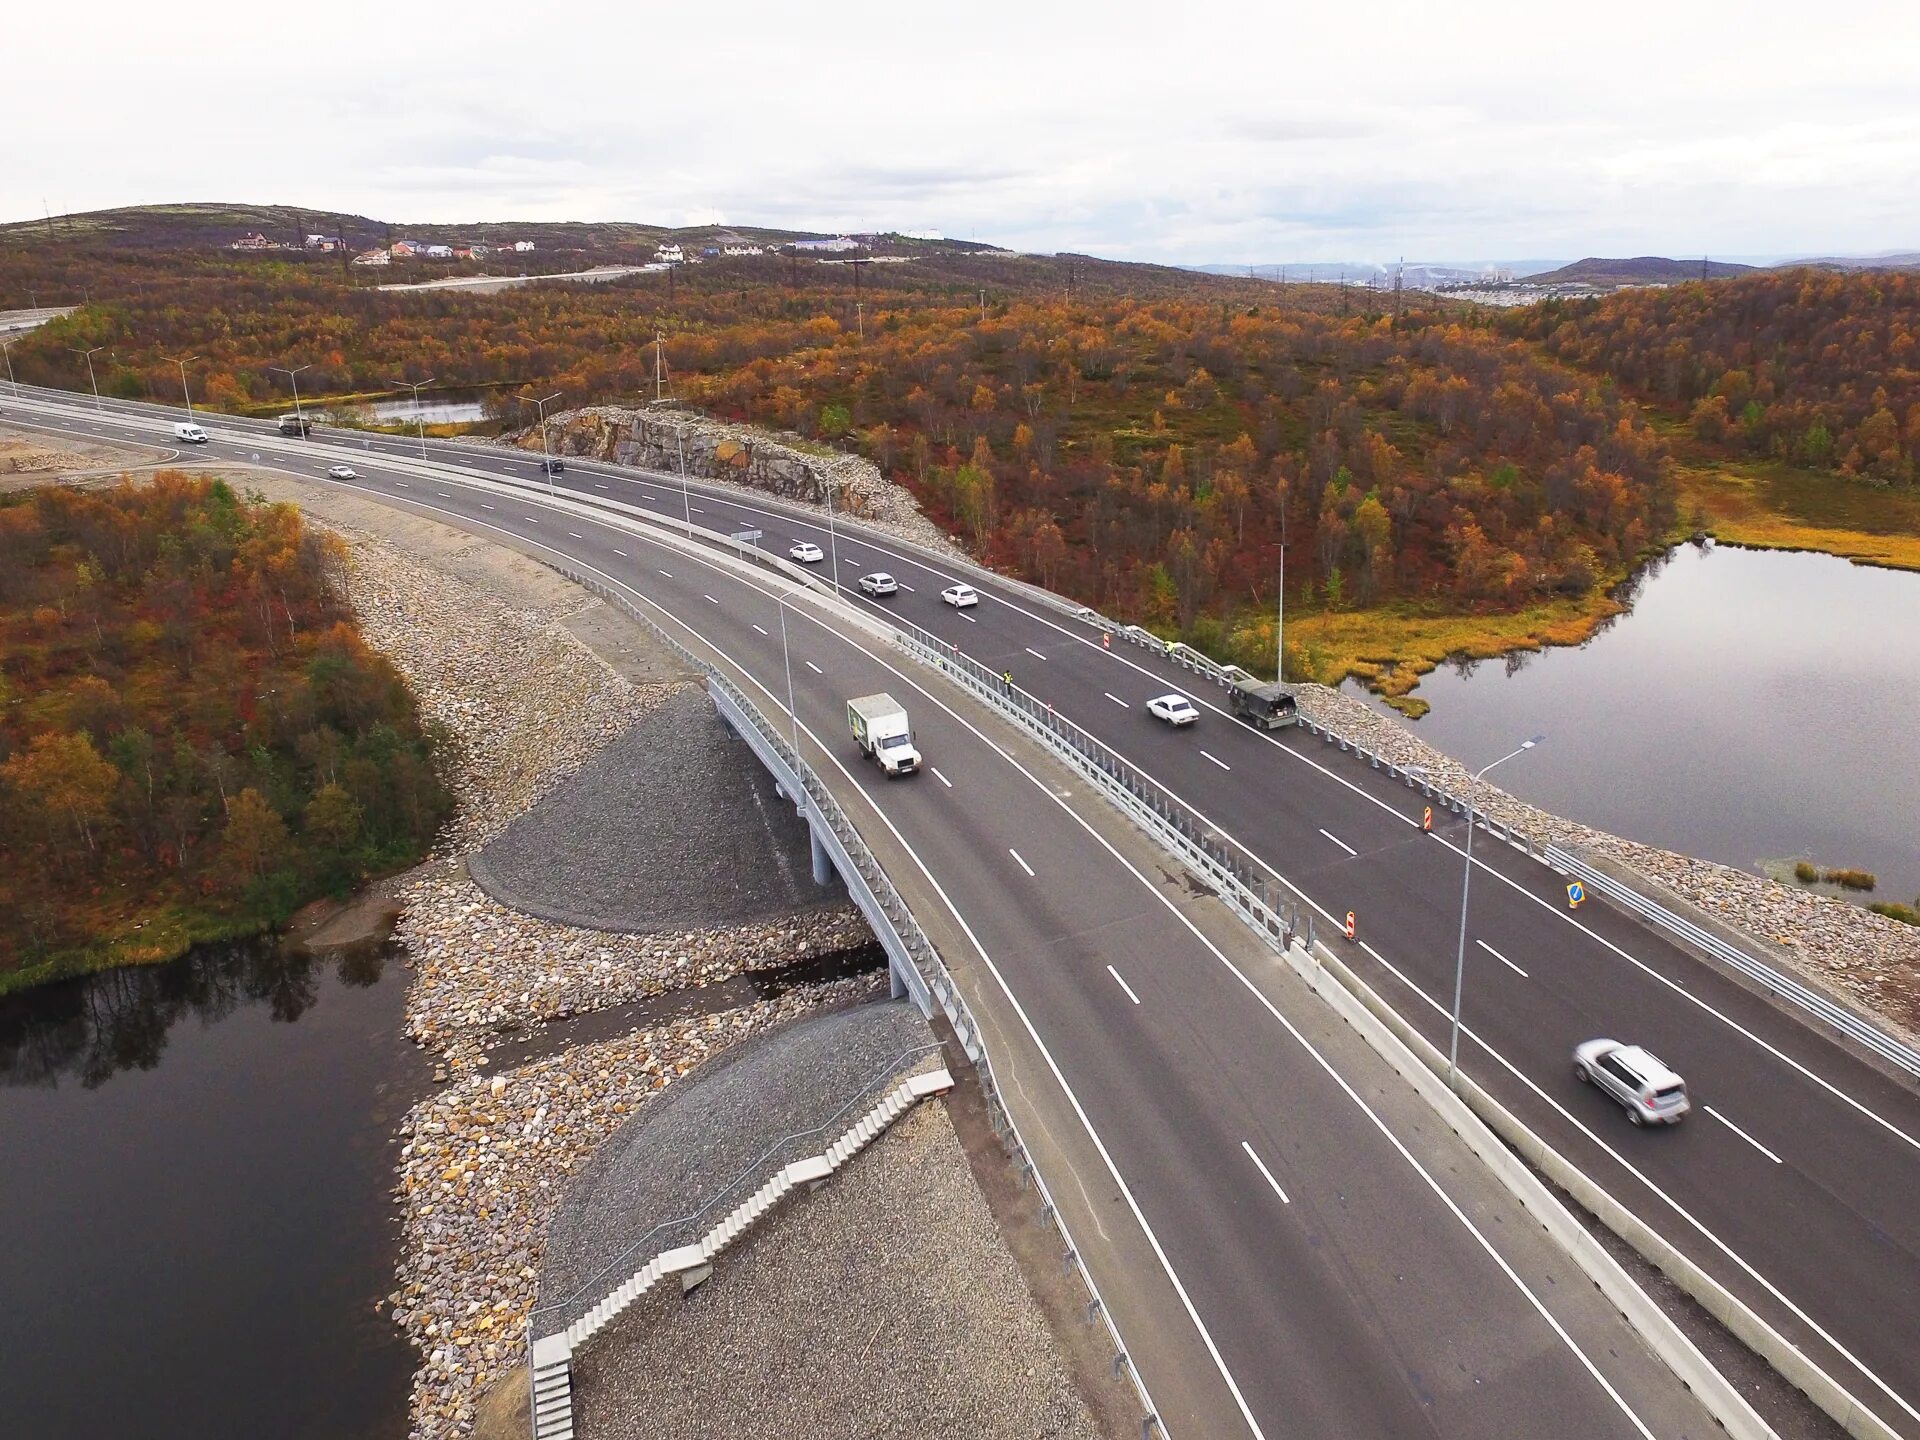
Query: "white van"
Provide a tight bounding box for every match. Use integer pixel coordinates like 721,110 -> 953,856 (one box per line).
172,422 -> 209,444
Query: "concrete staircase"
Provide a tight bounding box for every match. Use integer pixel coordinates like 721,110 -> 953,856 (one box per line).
528,1066 -> 954,1440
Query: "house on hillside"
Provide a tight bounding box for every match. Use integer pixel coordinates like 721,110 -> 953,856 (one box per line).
353,248 -> 392,267
453,243 -> 490,260
304,234 -> 342,251
792,236 -> 858,253
229,232 -> 276,251
722,244 -> 765,257
512,239 -> 536,252
423,244 -> 454,259
655,243 -> 685,264
390,240 -> 420,259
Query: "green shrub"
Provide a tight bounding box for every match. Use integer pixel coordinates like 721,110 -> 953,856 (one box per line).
1823,868 -> 1877,892
1793,861 -> 1819,884
1867,902 -> 1919,926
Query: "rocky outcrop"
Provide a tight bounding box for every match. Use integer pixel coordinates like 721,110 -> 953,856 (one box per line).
502,405 -> 964,557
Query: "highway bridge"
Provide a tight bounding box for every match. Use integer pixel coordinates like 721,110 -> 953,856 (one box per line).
7,385 -> 1917,1439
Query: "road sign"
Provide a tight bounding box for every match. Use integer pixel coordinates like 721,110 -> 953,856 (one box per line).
732,528 -> 763,543
1567,881 -> 1586,908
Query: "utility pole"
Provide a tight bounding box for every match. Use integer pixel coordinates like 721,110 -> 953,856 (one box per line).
270,363 -> 311,433
69,345 -> 106,410
164,354 -> 200,417
515,391 -> 564,492
1392,257 -> 1405,328
979,288 -> 986,321
855,301 -> 864,342
1276,508 -> 1288,684
387,376 -> 435,459
654,332 -> 667,403
1700,255 -> 1709,282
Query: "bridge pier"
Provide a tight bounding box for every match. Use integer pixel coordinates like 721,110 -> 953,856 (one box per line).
809,821 -> 834,887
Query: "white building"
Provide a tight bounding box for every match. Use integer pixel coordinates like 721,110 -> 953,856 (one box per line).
513,240 -> 536,253
655,243 -> 686,264
722,244 -> 765,257
792,236 -> 858,253
352,248 -> 392,267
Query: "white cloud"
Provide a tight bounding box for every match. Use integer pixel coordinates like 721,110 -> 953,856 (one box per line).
6,0 -> 1918,264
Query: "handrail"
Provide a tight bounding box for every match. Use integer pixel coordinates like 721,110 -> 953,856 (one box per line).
529,1041 -> 945,1331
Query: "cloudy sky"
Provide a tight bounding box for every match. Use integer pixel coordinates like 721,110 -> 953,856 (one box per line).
8,0 -> 1917,266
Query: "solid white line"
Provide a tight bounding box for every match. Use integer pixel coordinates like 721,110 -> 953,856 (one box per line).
613,549 -> 628,558
804,660 -> 823,675
752,623 -> 769,636
1201,750 -> 1231,771
1242,1141 -> 1291,1204
930,766 -> 952,787
1318,828 -> 1357,857
1476,939 -> 1529,978
1009,848 -> 1035,878
1107,965 -> 1143,1006
1105,692 -> 1130,708
1026,647 -> 1047,660
1706,1106 -> 1784,1164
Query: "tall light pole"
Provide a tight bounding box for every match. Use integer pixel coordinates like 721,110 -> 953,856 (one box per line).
270,363 -> 311,434
1447,734 -> 1546,1086
1275,508 -> 1288,683
515,391 -> 563,492
164,354 -> 200,417
676,425 -> 693,539
69,345 -> 106,410
0,336 -> 19,395
388,376 -> 435,459
823,474 -> 844,597
778,590 -> 801,759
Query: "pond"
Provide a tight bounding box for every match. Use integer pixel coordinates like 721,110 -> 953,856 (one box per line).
1343,542 -> 1920,907
0,938 -> 428,1440
359,395 -> 489,425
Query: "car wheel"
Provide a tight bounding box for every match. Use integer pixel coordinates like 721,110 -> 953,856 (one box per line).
1627,1105 -> 1646,1126
1573,1062 -> 1590,1084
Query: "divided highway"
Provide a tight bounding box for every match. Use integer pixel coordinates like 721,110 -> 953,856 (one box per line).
9,386 -> 1918,1436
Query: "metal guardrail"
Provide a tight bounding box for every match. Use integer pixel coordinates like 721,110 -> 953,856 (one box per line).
531,558 -> 1167,1435
1548,848 -> 1920,1081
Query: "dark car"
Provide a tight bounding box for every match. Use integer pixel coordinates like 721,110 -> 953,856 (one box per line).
539,457 -> 566,475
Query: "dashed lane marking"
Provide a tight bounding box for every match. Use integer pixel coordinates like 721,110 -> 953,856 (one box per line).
1201,750 -> 1231,771
1009,848 -> 1035,877
931,766 -> 952,787
1242,1141 -> 1291,1204
1477,940 -> 1529,978
1107,966 -> 1142,1005
1706,1106 -> 1783,1164
1318,828 -> 1358,857
1106,693 -> 1130,707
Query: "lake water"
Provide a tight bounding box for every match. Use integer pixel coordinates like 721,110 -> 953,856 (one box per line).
1343,542 -> 1920,906
362,396 -> 488,425
0,939 -> 427,1440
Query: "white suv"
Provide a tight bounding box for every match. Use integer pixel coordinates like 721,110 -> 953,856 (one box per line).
1574,1039 -> 1689,1125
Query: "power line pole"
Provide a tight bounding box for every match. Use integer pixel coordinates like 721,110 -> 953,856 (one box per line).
654,332 -> 667,403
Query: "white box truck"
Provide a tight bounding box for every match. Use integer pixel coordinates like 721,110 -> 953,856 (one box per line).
848,693 -> 921,777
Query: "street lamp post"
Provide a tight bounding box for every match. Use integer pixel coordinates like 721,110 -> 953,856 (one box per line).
823,474 -> 844,597
164,354 -> 200,417
1447,735 -> 1546,1086
676,426 -> 693,539
270,364 -> 311,434
387,376 -> 435,459
515,391 -> 563,493
69,345 -> 106,410
0,336 -> 19,395
778,590 -> 801,759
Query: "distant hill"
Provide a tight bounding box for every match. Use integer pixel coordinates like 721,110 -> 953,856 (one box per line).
1522,256 -> 1757,287
1777,251 -> 1920,272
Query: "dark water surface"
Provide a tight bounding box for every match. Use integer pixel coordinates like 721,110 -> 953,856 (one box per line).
0,939 -> 428,1440
1345,542 -> 1920,903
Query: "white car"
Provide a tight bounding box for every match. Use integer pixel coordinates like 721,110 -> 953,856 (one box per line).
1146,694 -> 1199,727
941,583 -> 979,608
859,572 -> 899,596
790,541 -> 825,563
326,465 -> 358,480
1574,1039 -> 1690,1126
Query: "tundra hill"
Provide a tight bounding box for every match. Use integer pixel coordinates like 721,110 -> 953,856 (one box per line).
1778,251 -> 1920,272
1524,256 -> 1757,287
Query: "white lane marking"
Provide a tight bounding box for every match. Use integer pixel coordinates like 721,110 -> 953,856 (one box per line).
691,506 -> 706,513
612,549 -> 628,558
1706,1106 -> 1783,1164
595,483 -> 609,490
395,481 -> 409,488
1201,750 -> 1231,771
1350,930 -> 1920,1428
1476,939 -> 1529,978
804,661 -> 823,675
1106,692 -> 1130,707
658,569 -> 673,578
1318,828 -> 1357,857
898,582 -> 915,592
958,611 -> 976,622
1025,647 -> 1047,660
1425,830 -> 1920,1156
481,503 -> 495,510
524,516 -> 539,524
437,491 -> 450,497
703,593 -> 719,604
1242,1141 -> 1291,1204
1107,966 -> 1143,1006
567,531 -> 584,539
1009,848 -> 1035,878
752,623 -> 769,636
930,766 -> 952,788
641,491 -> 657,500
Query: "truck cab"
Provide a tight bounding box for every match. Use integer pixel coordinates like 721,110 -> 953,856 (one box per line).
848,693 -> 922,777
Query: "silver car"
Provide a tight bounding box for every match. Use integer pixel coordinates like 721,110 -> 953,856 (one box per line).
1574,1039 -> 1689,1125
859,572 -> 899,596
